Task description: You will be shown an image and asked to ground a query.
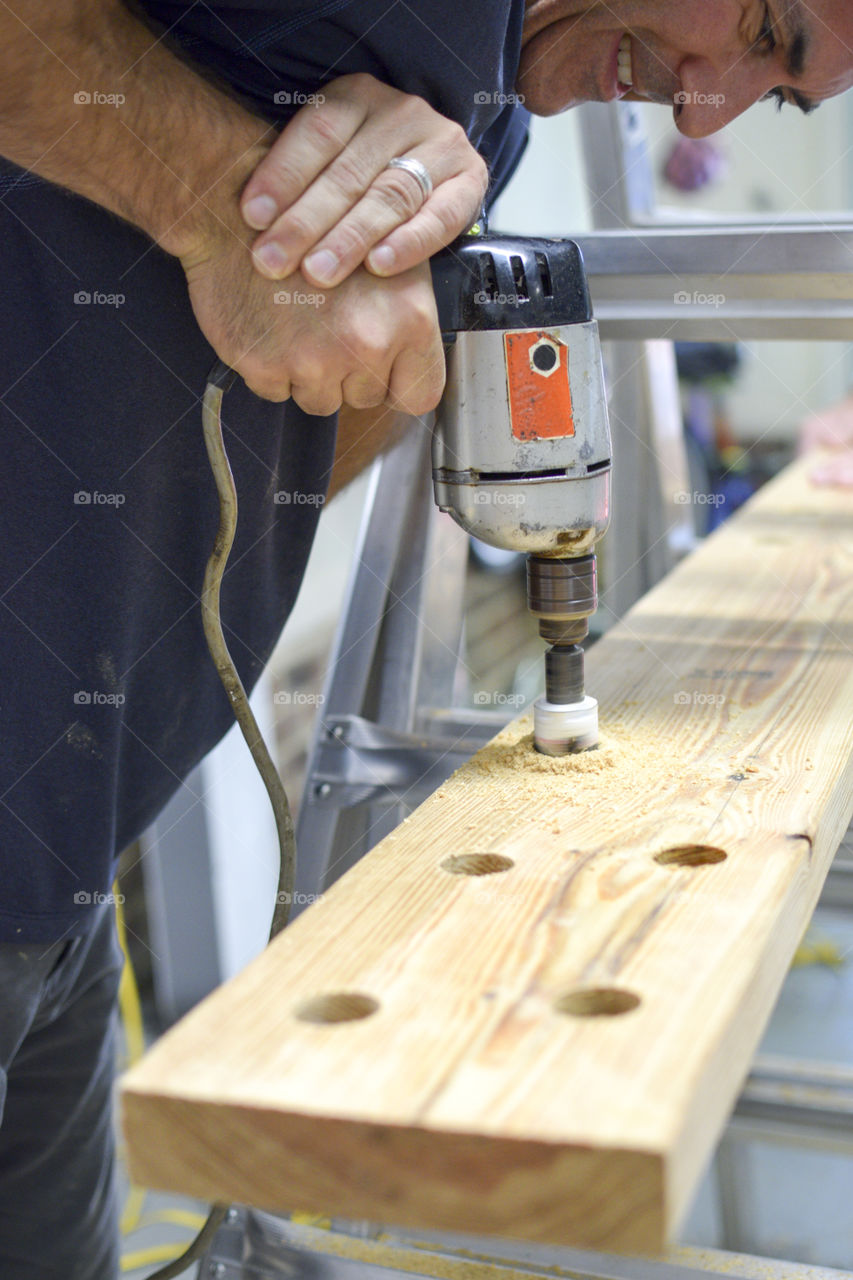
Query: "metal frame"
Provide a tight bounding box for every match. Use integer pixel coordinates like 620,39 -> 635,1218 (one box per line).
293,425 -> 509,903
200,1210 -> 853,1280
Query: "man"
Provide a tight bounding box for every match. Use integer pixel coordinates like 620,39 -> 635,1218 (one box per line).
1,2 -> 852,1277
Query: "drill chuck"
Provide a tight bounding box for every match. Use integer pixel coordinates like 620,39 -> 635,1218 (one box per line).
527,554 -> 596,645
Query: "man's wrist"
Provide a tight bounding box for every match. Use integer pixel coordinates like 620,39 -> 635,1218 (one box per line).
159,138 -> 273,261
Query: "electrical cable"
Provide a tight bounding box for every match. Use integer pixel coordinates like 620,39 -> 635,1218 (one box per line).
200,360 -> 297,940
142,361 -> 298,1278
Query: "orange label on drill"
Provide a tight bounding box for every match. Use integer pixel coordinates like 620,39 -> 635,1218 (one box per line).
504,331 -> 574,441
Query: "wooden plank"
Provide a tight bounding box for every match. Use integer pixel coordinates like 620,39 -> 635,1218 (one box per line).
121,457 -> 853,1253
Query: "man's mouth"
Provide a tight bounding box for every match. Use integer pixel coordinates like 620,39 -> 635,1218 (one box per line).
617,33 -> 633,88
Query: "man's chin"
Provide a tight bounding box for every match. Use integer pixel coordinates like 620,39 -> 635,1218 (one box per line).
514,77 -> 587,116
516,14 -> 596,115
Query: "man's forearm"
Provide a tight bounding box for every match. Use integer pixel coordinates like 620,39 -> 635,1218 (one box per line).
0,0 -> 273,255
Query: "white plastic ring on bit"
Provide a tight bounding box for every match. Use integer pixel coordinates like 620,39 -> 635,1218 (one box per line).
533,694 -> 599,756
385,156 -> 434,202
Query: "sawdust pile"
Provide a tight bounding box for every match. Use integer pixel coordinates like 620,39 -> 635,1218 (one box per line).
458,713 -> 676,809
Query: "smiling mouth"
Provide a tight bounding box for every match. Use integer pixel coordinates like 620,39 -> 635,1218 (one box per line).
617,33 -> 633,88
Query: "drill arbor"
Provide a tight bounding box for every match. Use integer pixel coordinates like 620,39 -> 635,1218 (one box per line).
430,231 -> 611,753
527,553 -> 599,754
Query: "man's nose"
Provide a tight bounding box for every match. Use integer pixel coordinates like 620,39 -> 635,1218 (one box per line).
674,56 -> 772,137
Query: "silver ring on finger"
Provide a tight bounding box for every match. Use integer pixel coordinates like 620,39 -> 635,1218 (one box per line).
385,155 -> 433,202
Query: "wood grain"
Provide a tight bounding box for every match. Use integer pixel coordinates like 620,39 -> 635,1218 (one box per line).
122,457 -> 853,1252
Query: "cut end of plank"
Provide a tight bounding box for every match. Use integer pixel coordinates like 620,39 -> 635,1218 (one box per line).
121,1090 -> 667,1252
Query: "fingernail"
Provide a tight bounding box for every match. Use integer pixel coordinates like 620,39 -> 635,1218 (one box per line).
243,194 -> 278,229
303,249 -> 338,285
368,244 -> 395,273
253,242 -> 290,279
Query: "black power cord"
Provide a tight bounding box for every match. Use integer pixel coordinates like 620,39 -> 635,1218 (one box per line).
143,362 -> 297,1279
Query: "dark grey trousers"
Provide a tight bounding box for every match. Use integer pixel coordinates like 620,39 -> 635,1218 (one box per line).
0,903 -> 123,1279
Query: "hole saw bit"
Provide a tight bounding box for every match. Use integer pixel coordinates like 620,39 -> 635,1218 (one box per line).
430,225 -> 611,754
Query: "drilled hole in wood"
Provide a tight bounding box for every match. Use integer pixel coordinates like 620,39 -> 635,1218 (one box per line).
554,987 -> 641,1018
295,993 -> 379,1024
654,844 -> 728,868
441,853 -> 515,877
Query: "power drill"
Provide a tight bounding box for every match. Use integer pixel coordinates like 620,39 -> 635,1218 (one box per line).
430,228 -> 611,754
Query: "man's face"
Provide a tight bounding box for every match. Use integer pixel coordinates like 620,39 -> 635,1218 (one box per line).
518,0 -> 853,136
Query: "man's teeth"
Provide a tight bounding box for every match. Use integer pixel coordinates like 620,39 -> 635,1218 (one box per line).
617,34 -> 633,86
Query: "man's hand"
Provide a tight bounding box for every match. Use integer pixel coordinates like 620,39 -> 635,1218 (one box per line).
799,392 -> 853,488
182,225 -> 445,414
0,5 -> 456,413
240,73 -> 489,289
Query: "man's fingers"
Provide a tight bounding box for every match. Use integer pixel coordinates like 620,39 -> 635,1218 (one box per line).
239,370 -> 293,403
291,382 -> 344,417
297,159 -> 448,288
341,368 -> 389,409
250,151 -> 413,283
365,173 -> 487,278
386,329 -> 446,416
242,73 -> 487,284
240,88 -> 367,240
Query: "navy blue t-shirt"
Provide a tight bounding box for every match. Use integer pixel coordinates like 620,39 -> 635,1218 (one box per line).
138,0 -> 529,198
0,1 -> 528,942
